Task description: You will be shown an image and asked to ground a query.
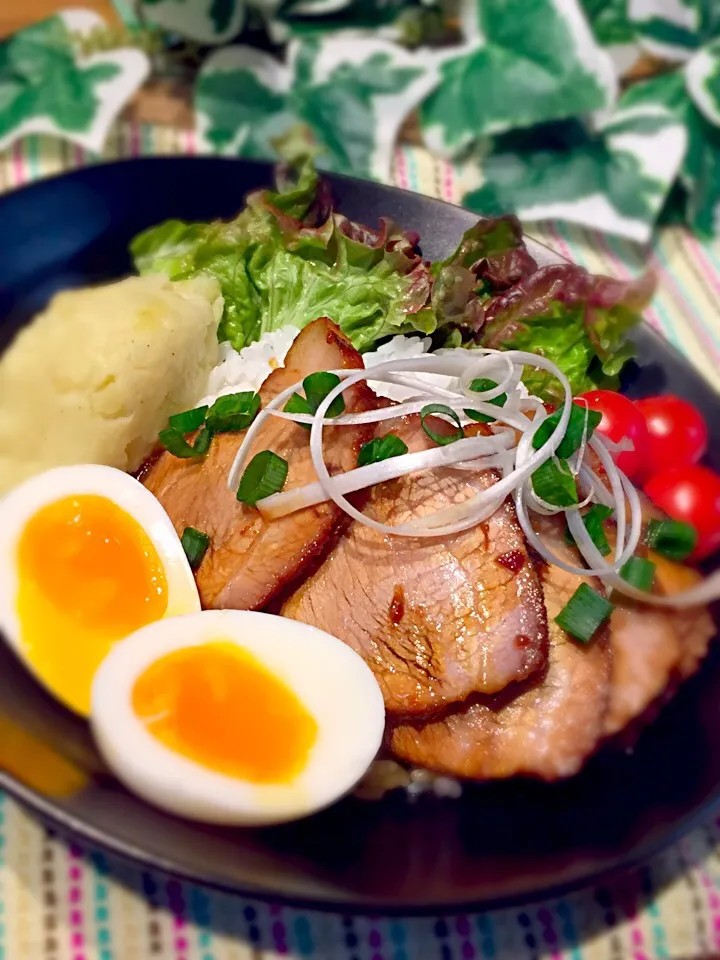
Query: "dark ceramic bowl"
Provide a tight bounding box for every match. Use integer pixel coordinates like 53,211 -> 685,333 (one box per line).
0,158 -> 718,913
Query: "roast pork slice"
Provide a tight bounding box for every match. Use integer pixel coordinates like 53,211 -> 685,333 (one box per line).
142,318 -> 375,610
604,551 -> 714,736
282,416 -> 548,715
388,515 -> 613,780
602,493 -> 715,736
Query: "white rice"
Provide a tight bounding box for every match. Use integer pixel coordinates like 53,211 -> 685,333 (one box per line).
200,328 -> 463,800
201,327 -> 528,408
200,328 -> 436,406
200,327 -> 301,405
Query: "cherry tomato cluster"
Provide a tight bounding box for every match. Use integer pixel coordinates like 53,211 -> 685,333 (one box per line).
574,390 -> 720,562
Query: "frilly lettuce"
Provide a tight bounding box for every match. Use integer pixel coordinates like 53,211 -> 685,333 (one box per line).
422,215 -> 538,343
480,264 -> 655,400
131,161 -> 654,398
435,215 -> 538,291
131,159 -> 432,352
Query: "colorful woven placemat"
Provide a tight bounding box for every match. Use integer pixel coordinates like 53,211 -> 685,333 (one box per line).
1,123 -> 719,960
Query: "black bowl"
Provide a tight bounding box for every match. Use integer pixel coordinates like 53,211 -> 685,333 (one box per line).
0,157 -> 719,913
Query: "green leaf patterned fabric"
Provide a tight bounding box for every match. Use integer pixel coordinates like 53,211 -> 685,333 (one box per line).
421,0 -> 615,158
621,69 -> 720,238
462,88 -> 687,243
138,0 -> 246,44
629,0 -> 701,61
0,10 -> 149,154
196,50 -> 290,156
3,0 -> 717,242
295,51 -> 423,174
0,19 -> 119,140
581,0 -> 636,45
210,0 -> 237,31
686,36 -> 720,125
683,102 -> 720,236
195,37 -> 438,180
276,0 -> 400,36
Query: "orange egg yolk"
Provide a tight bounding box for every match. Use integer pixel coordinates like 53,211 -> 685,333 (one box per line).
16,494 -> 168,716
132,642 -> 318,784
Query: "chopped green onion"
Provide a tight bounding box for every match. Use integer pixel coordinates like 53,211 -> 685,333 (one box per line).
284,393 -> 312,415
420,403 -> 464,446
284,392 -> 312,430
168,405 -> 208,433
566,504 -> 613,556
236,450 -> 288,506
180,527 -> 210,571
533,404 -> 602,459
303,372 -> 345,418
555,583 -> 614,644
284,373 -> 345,426
159,428 -> 194,457
159,425 -> 212,459
531,457 -> 579,507
645,518 -> 698,561
206,392 -> 260,433
469,377 -> 503,397
357,433 -> 409,467
464,378 -> 507,423
620,556 -> 656,592
191,426 -> 213,457
584,504 -> 613,556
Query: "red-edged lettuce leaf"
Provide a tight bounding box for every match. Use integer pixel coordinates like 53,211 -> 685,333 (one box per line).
131,159 -> 652,389
480,264 -> 655,400
438,215 -> 538,289
422,215 -> 539,343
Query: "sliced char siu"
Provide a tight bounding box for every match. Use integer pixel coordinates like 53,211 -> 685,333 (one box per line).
142,318 -> 376,610
282,416 -> 548,715
601,493 -> 715,737
387,515 -> 613,780
604,551 -> 714,736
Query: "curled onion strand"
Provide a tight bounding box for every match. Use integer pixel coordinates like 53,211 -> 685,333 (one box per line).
223,348 -> 715,608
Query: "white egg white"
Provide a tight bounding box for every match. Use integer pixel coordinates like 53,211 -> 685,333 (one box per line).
0,464 -> 200,711
91,610 -> 386,826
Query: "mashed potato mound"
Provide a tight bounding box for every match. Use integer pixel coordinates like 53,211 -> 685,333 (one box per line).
0,275 -> 223,494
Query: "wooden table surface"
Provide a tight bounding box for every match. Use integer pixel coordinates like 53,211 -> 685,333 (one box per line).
0,0 -> 118,37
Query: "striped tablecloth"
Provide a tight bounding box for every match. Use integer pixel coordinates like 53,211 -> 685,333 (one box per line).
1,123 -> 719,960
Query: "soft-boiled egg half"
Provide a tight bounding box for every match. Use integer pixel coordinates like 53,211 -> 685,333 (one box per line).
91,610 -> 386,825
0,465 -> 200,716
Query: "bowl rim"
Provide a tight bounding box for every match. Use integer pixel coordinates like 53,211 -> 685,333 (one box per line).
1,154 -> 718,914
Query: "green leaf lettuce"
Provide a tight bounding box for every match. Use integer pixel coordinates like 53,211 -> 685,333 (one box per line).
131,159 -> 433,352
131,160 -> 653,399
480,263 -> 655,400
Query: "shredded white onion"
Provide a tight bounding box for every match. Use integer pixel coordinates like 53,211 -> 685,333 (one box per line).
224,348 -> 718,608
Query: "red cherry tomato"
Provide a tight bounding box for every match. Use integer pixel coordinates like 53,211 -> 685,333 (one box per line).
575,390 -> 650,481
634,395 -> 708,475
645,465 -> 720,561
